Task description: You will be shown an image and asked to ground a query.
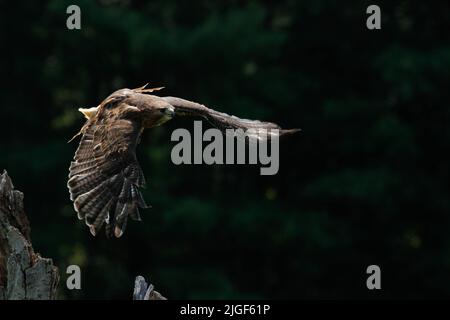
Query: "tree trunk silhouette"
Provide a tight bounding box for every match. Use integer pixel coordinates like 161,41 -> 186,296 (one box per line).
0,170 -> 59,300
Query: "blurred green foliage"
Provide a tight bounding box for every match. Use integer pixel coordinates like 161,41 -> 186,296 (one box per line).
0,0 -> 449,299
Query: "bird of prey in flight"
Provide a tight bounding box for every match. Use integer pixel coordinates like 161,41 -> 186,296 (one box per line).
68,85 -> 298,238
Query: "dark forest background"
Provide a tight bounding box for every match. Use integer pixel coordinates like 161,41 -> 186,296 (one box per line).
1,0 -> 449,299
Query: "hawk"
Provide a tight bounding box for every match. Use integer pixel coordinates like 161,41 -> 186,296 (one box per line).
68,85 -> 298,238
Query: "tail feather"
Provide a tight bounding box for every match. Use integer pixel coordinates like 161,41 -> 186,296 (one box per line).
91,198 -> 115,236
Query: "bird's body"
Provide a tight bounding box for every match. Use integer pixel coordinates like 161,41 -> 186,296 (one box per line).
68,85 -> 298,238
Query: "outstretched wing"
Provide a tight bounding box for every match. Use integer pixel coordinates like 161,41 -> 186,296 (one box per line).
67,108 -> 148,238
161,96 -> 300,139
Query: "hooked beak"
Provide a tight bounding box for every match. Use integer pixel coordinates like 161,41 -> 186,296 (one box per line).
79,106 -> 99,120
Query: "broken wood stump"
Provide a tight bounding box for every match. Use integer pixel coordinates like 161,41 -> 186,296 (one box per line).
0,170 -> 59,300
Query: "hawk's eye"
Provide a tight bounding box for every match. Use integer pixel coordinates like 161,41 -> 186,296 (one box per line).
104,101 -> 115,109
104,96 -> 125,109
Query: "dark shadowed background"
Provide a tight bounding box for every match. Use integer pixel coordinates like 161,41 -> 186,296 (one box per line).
1,0 -> 449,299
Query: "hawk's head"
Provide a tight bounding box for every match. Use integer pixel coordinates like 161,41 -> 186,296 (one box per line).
79,85 -> 175,128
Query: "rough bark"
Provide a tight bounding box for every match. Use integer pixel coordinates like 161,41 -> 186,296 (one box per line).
0,170 -> 59,300
133,275 -> 167,300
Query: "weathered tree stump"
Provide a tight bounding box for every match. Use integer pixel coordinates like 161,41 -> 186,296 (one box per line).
133,275 -> 167,300
0,170 -> 59,300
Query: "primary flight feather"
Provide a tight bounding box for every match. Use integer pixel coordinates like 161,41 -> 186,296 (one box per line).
68,85 -> 298,238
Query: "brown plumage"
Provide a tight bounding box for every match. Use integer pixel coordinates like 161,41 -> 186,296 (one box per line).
68,85 -> 299,238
